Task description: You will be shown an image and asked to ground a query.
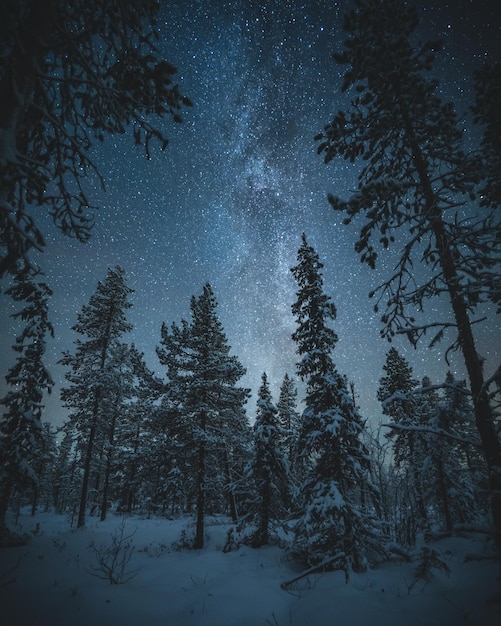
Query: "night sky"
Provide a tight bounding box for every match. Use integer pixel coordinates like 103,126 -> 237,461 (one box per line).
1,0 -> 499,428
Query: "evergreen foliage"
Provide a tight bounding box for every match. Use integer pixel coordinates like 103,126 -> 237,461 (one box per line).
316,0 -> 501,555
0,0 -> 191,277
0,266 -> 54,536
247,373 -> 290,547
60,266 -> 133,528
379,348 -> 488,539
277,373 -> 301,478
157,283 -> 250,548
291,234 -> 381,572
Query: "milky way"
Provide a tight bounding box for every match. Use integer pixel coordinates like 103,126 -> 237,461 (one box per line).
0,0 -> 499,426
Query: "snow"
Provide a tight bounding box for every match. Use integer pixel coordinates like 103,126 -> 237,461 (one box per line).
1,510 -> 500,626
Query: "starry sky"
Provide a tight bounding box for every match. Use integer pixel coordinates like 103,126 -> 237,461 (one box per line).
0,0 -> 499,428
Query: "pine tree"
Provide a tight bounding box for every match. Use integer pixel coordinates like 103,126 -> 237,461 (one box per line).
60,265 -> 133,528
248,373 -> 290,547
291,234 -> 380,572
0,267 -> 54,539
52,424 -> 77,515
157,283 -> 250,547
316,0 -> 501,552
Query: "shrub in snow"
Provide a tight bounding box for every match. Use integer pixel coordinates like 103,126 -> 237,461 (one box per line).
87,519 -> 139,584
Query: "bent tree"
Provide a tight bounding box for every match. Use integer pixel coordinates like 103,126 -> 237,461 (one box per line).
315,0 -> 501,551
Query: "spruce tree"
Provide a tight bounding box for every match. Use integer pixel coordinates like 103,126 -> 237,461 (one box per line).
291,234 -> 380,572
114,345 -> 163,514
60,265 -> 133,528
248,373 -> 290,547
0,267 -> 53,539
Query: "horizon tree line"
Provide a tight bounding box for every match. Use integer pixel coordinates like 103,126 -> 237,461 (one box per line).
0,239 -> 490,573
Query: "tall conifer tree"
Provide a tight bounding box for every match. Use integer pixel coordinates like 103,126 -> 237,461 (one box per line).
316,0 -> 501,551
291,234 -> 380,572
248,373 -> 290,547
60,265 -> 133,528
0,267 -> 53,539
157,283 -> 249,547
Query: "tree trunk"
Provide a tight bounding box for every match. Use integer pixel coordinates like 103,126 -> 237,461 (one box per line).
194,411 -> 207,549
404,113 -> 501,555
0,479 -> 13,537
77,392 -> 99,528
194,442 -> 205,548
437,457 -> 453,531
100,409 -> 118,521
223,448 -> 238,522
77,303 -> 114,528
435,217 -> 501,551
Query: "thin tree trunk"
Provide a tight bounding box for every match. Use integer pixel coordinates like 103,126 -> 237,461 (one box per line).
100,409 -> 118,521
223,448 -> 238,522
77,304 -> 114,528
194,443 -> 205,548
0,479 -> 13,538
194,411 -> 207,549
77,392 -> 99,528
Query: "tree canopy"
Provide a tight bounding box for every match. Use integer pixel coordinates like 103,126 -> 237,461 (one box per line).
0,0 -> 191,277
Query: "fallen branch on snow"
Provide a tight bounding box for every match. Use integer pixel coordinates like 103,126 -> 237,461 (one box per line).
280,552 -> 346,589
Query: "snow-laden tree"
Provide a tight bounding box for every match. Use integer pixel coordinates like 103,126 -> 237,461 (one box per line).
0,266 -> 53,539
424,372 -> 487,529
157,283 -> 250,548
277,373 -> 301,482
378,347 -> 428,533
246,373 -> 290,547
381,352 -> 488,537
112,345 -> 164,515
29,421 -> 58,516
315,0 -> 501,554
60,266 -> 133,528
0,0 -> 191,277
291,234 -> 381,572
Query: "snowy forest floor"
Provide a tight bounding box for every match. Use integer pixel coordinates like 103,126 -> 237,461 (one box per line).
0,510 -> 500,626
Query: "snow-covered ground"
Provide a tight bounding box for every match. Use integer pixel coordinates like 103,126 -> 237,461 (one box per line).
0,510 -> 499,626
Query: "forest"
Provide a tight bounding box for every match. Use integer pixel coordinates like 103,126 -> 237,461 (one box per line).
0,0 -> 500,623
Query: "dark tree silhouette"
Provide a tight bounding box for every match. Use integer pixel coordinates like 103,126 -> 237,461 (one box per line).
0,266 -> 53,539
0,0 -> 191,277
315,0 -> 501,555
157,284 -> 249,548
60,266 -> 133,528
291,234 -> 381,572
472,62 -> 501,208
248,373 -> 290,547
